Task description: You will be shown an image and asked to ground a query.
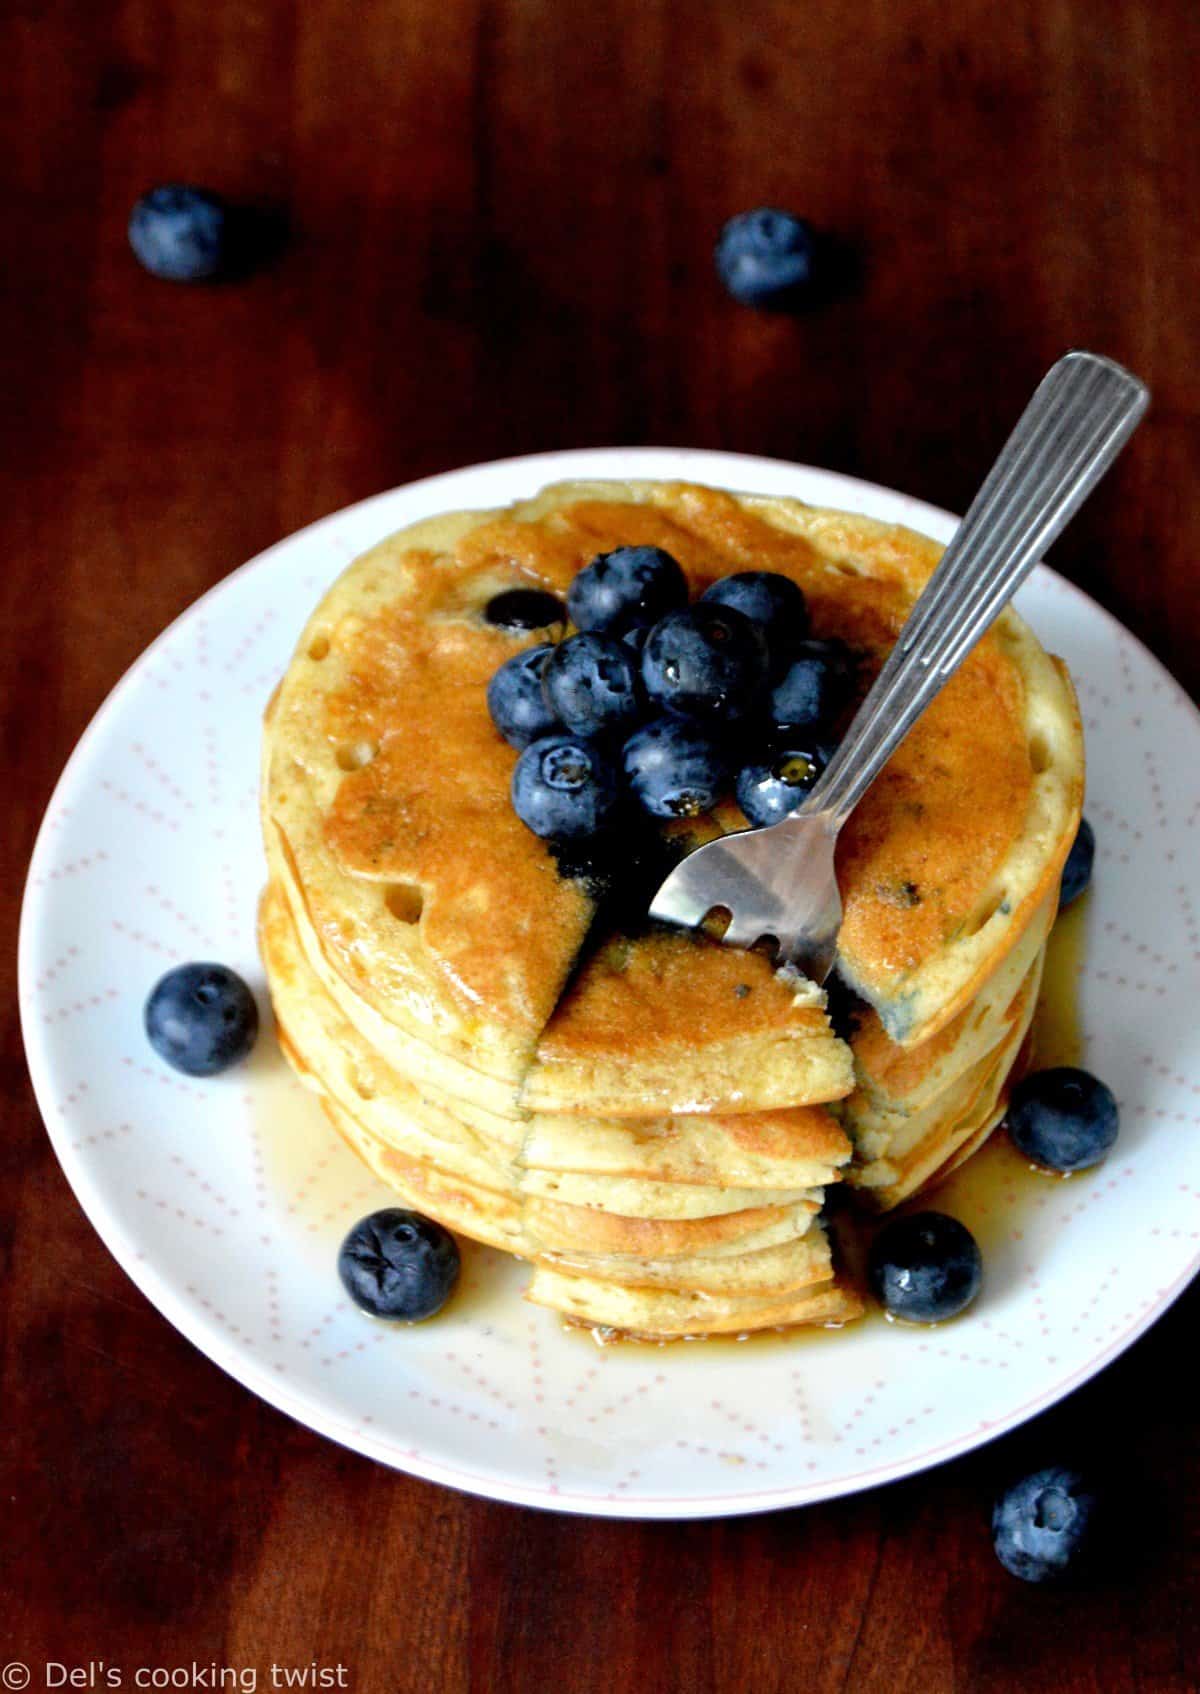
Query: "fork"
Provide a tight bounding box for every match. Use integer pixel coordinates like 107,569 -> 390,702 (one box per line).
648,350 -> 1149,984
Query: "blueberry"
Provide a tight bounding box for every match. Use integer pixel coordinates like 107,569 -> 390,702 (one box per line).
542,633 -> 643,739
1006,1067 -> 1119,1173
735,744 -> 826,828
867,1211 -> 982,1324
715,208 -> 819,309
511,734 -> 620,841
642,604 -> 768,723
128,185 -> 230,281
623,716 -> 730,819
487,644 -> 560,749
992,1467 -> 1099,1582
1059,817 -> 1095,908
770,639 -> 856,732
483,588 -> 566,632
567,546 -> 688,636
144,962 -> 258,1076
337,1208 -> 460,1322
701,572 -> 809,673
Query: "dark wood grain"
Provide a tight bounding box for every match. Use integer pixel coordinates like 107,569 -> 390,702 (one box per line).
3,2 -> 1198,1690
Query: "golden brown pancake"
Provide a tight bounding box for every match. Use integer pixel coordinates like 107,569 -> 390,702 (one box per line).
264,479 -> 1081,1100
260,478 -> 1084,1334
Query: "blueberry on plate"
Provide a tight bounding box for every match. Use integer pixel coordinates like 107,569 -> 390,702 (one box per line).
642,604 -> 768,722
487,644 -> 560,749
567,546 -> 688,636
144,962 -> 258,1076
337,1208 -> 460,1322
542,633 -> 643,739
714,207 -> 819,309
769,638 -> 855,733
128,185 -> 230,281
1006,1066 -> 1119,1173
511,734 -> 620,841
1059,816 -> 1095,908
623,716 -> 730,819
483,588 -> 566,632
735,744 -> 826,828
867,1211 -> 982,1323
992,1466 -> 1099,1582
701,572 -> 809,672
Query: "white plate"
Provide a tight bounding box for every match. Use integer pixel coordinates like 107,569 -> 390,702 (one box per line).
19,449 -> 1200,1519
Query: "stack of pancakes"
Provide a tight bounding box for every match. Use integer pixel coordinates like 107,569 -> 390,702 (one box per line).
260,481 -> 1083,1338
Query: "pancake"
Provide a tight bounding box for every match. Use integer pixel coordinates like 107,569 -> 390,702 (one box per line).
518,1105 -> 849,1191
260,476 -> 1084,1335
842,948 -> 1044,1162
525,1262 -> 863,1340
264,478 -> 1082,1108
846,947 -> 1043,1208
847,890 -> 1056,1116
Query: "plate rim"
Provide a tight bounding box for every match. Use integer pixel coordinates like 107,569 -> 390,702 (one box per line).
19,445 -> 1200,1519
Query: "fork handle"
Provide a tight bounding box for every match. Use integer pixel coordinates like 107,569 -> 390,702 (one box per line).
804,351 -> 1149,825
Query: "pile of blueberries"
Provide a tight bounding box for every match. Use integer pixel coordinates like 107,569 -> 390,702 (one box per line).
486,547 -> 855,843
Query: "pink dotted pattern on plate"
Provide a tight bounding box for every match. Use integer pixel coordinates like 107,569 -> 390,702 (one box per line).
19,450 -> 1200,1519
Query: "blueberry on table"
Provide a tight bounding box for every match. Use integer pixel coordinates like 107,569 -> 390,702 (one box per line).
567,546 -> 688,636
487,644 -> 559,749
1006,1067 -> 1119,1173
1059,816 -> 1095,908
867,1211 -> 982,1323
769,638 -> 855,732
144,962 -> 258,1076
715,207 -> 819,309
641,604 -> 768,722
338,1208 -> 460,1322
511,734 -> 620,841
128,185 -> 231,281
701,572 -> 809,673
542,633 -> 643,739
623,716 -> 730,819
992,1467 -> 1099,1582
735,744 -> 826,828
483,588 -> 566,632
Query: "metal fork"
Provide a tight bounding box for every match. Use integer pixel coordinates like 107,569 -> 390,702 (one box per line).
648,350 -> 1149,983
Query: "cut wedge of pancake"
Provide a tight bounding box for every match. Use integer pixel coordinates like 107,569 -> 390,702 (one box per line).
521,929 -> 852,1115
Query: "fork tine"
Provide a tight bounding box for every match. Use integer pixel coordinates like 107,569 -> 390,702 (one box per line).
720,912 -> 763,948
777,931 -> 837,985
647,860 -> 710,929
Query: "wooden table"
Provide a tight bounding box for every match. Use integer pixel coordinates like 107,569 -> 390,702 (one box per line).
3,2 -> 1198,1689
